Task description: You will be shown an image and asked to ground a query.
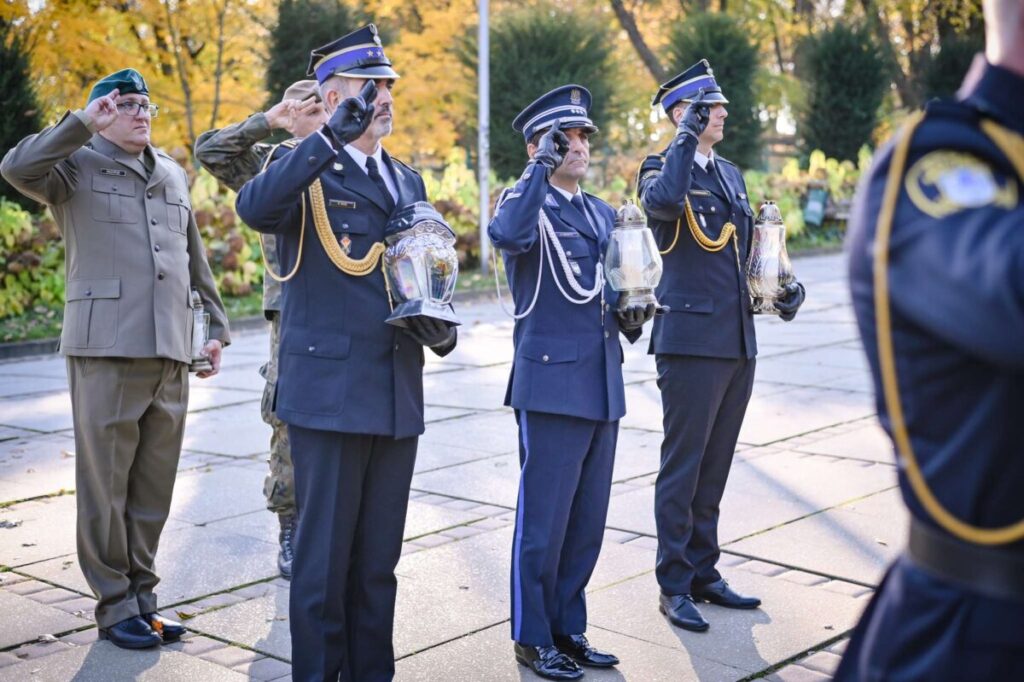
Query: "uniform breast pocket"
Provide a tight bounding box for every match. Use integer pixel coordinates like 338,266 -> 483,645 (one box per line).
165,186 -> 192,234
331,213 -> 377,257
91,176 -> 137,223
556,234 -> 591,276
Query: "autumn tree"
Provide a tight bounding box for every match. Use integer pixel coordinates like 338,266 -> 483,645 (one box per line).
0,16 -> 43,209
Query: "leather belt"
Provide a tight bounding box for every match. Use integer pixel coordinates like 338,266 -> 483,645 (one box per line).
907,516 -> 1024,603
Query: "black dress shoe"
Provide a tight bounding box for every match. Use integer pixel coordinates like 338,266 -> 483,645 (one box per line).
693,579 -> 761,609
659,593 -> 710,632
98,616 -> 162,649
514,642 -> 584,680
277,513 -> 296,580
554,633 -> 619,668
143,612 -> 186,642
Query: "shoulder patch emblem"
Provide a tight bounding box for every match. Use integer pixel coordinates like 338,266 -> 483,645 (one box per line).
905,151 -> 1017,218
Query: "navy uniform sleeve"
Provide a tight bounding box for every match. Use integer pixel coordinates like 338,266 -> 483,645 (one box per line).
637,133 -> 698,222
235,131 -> 336,234
487,160 -> 549,255
869,147 -> 1024,369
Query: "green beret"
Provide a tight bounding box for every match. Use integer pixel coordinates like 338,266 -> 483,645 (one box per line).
87,69 -> 149,104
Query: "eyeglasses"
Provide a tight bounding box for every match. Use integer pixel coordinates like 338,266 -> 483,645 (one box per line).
116,102 -> 159,118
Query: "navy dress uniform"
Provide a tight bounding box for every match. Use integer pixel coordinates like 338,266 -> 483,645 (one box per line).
835,57 -> 1024,680
489,85 -> 643,680
636,60 -> 801,630
235,25 -> 455,682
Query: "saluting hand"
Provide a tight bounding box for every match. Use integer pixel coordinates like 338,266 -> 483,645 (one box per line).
327,79 -> 377,144
678,88 -> 711,139
84,88 -> 120,132
532,120 -> 571,178
265,98 -> 300,132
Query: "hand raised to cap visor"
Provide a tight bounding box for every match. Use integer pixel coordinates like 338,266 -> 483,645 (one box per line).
83,88 -> 121,132
678,88 -> 711,139
532,120 -> 571,179
327,79 -> 378,144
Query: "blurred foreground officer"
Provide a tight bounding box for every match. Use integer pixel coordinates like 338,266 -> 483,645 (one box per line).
1,69 -> 229,649
836,1 -> 1024,679
236,25 -> 456,682
195,79 -> 327,580
636,61 -> 805,632
489,85 -> 652,680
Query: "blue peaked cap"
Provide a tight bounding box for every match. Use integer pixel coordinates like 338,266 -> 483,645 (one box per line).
652,59 -> 729,113
307,24 -> 399,84
512,84 -> 599,142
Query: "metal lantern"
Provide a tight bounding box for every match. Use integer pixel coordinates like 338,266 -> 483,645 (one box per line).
746,200 -> 796,315
189,289 -> 213,373
382,201 -> 461,328
604,200 -> 664,312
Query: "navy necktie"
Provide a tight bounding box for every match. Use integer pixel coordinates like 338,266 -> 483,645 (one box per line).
365,157 -> 395,212
571,194 -> 595,231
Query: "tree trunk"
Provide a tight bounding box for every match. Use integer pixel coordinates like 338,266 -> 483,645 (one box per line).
859,0 -> 916,107
210,0 -> 229,129
609,0 -> 666,83
163,1 -> 196,146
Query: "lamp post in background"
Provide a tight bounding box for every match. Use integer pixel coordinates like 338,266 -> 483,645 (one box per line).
478,0 -> 490,275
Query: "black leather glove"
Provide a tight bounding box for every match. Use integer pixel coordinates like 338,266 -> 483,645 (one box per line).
775,281 -> 806,322
677,88 -> 710,139
617,303 -> 656,333
326,79 -> 377,145
404,315 -> 455,348
532,120 -> 570,178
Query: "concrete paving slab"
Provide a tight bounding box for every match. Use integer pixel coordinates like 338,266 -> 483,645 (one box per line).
0,433 -> 76,502
621,380 -> 798,434
185,386 -> 260,412
403,500 -> 487,539
423,405 -> 477,424
169,464 -> 267,525
0,643 -> 249,681
187,586 -> 291,661
422,373 -> 509,410
412,453 -> 519,508
754,321 -> 860,348
0,494 -> 78,567
586,568 -> 866,676
0,391 -> 73,432
0,375 -> 67,398
181,403 -> 271,457
738,386 -> 875,446
796,422 -> 893,463
21,524 -> 277,606
413,439 -> 503,474
767,346 -> 869,373
195,364 -> 266,392
0,426 -> 35,443
0,357 -> 68,379
0,590 -> 91,649
728,491 -> 907,585
394,622 -> 749,682
419,412 -> 519,456
611,428 -> 663,482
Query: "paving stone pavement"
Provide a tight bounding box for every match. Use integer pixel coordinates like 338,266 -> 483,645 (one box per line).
0,252 -> 906,680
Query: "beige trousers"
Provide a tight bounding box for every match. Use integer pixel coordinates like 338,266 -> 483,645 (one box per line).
66,356 -> 188,628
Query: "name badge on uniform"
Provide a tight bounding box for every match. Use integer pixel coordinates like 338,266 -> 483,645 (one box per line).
99,168 -> 127,177
688,189 -> 711,197
328,199 -> 357,209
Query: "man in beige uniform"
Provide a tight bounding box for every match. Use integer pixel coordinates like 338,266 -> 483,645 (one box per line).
195,80 -> 326,580
1,69 -> 229,650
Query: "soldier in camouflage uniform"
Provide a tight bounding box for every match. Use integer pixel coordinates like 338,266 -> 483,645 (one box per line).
194,80 -> 326,580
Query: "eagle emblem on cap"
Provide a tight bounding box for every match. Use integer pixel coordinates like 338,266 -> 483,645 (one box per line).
370,23 -> 382,46
570,88 -> 582,105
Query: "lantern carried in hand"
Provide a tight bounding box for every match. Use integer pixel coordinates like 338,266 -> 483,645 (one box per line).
746,201 -> 796,315
189,289 -> 213,373
604,201 -> 665,312
382,201 -> 461,328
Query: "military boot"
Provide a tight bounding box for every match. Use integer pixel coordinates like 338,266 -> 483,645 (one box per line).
277,513 -> 296,580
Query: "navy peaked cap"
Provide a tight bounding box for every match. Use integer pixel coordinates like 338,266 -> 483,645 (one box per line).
512,84 -> 598,141
652,59 -> 728,113
307,24 -> 399,84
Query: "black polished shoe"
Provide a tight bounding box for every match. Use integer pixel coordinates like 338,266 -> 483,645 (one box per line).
514,642 -> 584,680
659,593 -> 710,632
98,615 -> 162,649
693,579 -> 761,609
143,612 -> 186,642
277,513 -> 296,580
554,633 -> 619,668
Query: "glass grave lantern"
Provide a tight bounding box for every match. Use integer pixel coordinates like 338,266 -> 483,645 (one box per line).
746,200 -> 796,314
604,200 -> 665,312
382,201 -> 461,328
189,288 -> 213,373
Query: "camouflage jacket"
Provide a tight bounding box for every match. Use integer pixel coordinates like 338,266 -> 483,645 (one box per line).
195,113 -> 281,314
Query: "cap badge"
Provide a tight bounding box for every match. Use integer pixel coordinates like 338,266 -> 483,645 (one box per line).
570,88 -> 582,105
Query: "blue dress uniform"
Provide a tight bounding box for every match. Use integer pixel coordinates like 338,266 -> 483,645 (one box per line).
236,26 -> 455,682
489,86 -> 641,656
636,62 -> 760,604
835,58 -> 1024,680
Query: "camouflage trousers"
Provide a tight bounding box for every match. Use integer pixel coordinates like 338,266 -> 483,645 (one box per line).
261,312 -> 295,515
